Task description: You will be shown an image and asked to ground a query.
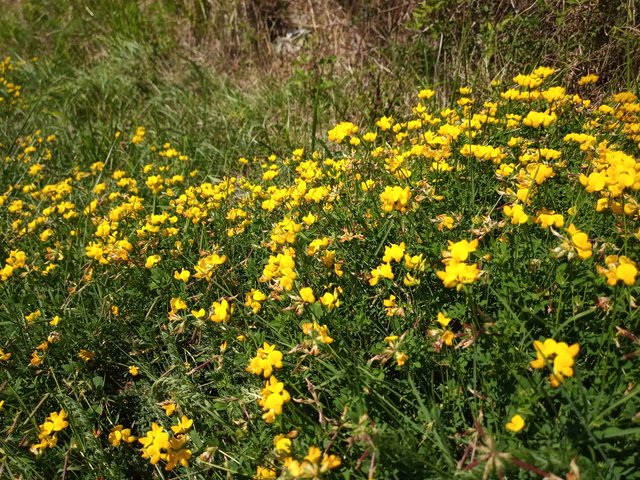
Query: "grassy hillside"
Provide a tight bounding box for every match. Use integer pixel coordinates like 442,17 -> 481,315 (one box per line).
1,2 -> 639,479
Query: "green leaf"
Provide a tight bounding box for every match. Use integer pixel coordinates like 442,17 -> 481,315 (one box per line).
593,427 -> 640,440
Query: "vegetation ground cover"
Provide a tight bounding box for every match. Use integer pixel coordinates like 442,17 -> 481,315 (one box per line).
1,1 -> 639,479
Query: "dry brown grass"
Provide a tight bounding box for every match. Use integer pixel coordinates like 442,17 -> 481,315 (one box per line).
170,0 -> 419,84
2,0 -> 637,110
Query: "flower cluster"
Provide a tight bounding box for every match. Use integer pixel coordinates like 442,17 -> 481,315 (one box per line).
138,417 -> 193,471
108,425 -> 136,446
369,242 -> 424,287
597,255 -> 638,286
2,54 -> 639,478
1,249 -> 27,281
379,185 -> 412,213
247,342 -> 284,378
301,322 -> 334,354
283,446 -> 341,479
259,375 -> 291,424
247,343 -> 290,423
327,121 -> 358,144
436,239 -> 482,290
261,249 -> 297,291
530,338 -> 580,387
553,224 -> 593,260
30,409 -> 68,455
383,335 -> 409,367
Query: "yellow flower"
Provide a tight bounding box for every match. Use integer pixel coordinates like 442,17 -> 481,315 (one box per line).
445,239 -> 478,263
171,415 -> 193,434
382,242 -> 406,263
145,254 -> 161,269
131,126 -> 146,144
173,269 -> 191,282
246,343 -> 284,378
245,289 -> 267,314
78,349 -> 96,362
306,237 -> 331,256
162,402 -> 176,416
302,212 -> 317,225
273,434 -> 292,454
506,414 -> 525,432
616,262 -> 638,286
597,255 -> 638,286
436,312 -> 451,327
302,322 -> 334,344
108,425 -> 136,446
254,466 -> 276,479
436,214 -> 455,230
327,121 -> 358,143
95,221 -> 111,239
579,171 -> 606,192
299,287 -> 315,303
39,228 -> 54,242
170,297 -> 187,312
379,185 -> 411,213
45,409 -> 69,432
260,250 -> 297,291
210,299 -> 232,323
504,203 -> 529,225
403,273 -> 420,286
32,408 -> 69,454
395,351 -> 409,366
0,347 -> 12,361
526,162 -> 555,185
530,338 -> 580,387
460,144 -> 506,163
535,211 -> 564,229
369,262 -> 394,286
138,422 -> 170,464
259,375 -> 291,423
320,287 -> 341,310
577,74 -> 598,85
436,261 -> 481,290
193,253 -> 227,280
362,132 -> 377,142
441,330 -> 455,346
361,179 -> 375,191
522,110 -> 557,128
418,88 -> 435,99
129,366 -> 139,376
376,115 -> 393,130
7,250 -> 27,269
25,309 -> 43,324
565,224 -> 592,260
30,351 -> 44,367
320,452 -> 342,473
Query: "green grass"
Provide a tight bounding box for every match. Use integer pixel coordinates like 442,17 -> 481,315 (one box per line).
1,2 -> 640,480
0,0 -> 369,179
